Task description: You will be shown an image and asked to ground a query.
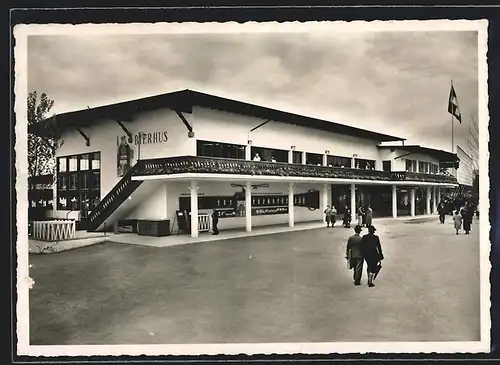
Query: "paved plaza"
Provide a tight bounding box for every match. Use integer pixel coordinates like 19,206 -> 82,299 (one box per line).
28,217 -> 480,345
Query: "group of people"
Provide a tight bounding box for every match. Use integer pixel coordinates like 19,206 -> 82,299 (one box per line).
452,201 -> 475,235
437,199 -> 476,235
324,204 -> 373,229
346,224 -> 384,287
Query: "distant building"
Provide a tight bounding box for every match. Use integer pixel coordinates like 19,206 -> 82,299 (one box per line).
456,145 -> 476,187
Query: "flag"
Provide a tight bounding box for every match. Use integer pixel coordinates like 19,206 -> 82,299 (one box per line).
448,84 -> 462,123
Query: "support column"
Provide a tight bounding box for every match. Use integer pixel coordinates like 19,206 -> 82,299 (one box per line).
189,180 -> 199,238
323,151 -> 329,166
432,186 -> 437,213
321,184 -> 329,222
301,151 -> 307,165
350,183 -> 356,223
426,186 -> 431,215
245,181 -> 252,232
288,149 -> 294,164
437,187 -> 441,204
288,182 -> 295,227
351,156 -> 356,168
392,184 -> 398,218
410,188 -> 416,217
245,144 -> 251,160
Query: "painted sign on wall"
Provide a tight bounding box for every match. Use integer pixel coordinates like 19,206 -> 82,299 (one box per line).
117,135 -> 134,177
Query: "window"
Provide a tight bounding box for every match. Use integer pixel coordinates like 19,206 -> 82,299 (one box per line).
306,153 -> 322,165
80,154 -> 90,170
197,140 -> 245,159
251,146 -> 288,162
327,155 -> 351,168
68,156 -> 78,171
292,151 -> 302,164
91,152 -> 101,170
56,152 -> 101,212
58,158 -> 67,172
355,158 -> 376,170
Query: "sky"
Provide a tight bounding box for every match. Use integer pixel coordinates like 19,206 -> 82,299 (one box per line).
27,30 -> 479,153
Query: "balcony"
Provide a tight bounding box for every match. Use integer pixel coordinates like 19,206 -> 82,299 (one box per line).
134,156 -> 458,185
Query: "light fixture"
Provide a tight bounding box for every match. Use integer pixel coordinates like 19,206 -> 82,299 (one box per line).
247,140 -> 253,145
353,154 -> 358,158
188,131 -> 195,138
290,145 -> 296,150
325,150 -> 330,155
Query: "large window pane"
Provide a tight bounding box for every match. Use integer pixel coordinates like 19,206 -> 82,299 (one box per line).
68,156 -> 78,171
80,154 -> 90,170
91,152 -> 101,170
58,158 -> 67,172
197,140 -> 245,159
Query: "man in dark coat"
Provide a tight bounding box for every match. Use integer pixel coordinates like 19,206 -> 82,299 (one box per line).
462,202 -> 473,234
211,208 -> 219,235
343,205 -> 351,228
361,225 -> 384,287
437,201 -> 446,224
346,225 -> 364,286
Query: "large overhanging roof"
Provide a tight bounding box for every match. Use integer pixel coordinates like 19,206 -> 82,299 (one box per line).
377,144 -> 459,162
30,89 -> 406,142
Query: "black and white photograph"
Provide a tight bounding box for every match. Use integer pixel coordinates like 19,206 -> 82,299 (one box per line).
14,20 -> 490,356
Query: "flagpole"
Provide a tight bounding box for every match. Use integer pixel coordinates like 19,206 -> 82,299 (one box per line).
451,80 -> 454,154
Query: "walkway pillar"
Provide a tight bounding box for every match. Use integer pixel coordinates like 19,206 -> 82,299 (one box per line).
392,184 -> 398,218
288,182 -> 295,227
245,181 -> 252,232
323,151 -> 329,166
301,151 -> 307,165
189,180 -> 199,238
437,187 -> 441,204
410,188 -> 416,217
288,148 -> 294,164
432,186 -> 437,213
426,186 -> 432,215
245,143 -> 251,160
350,183 -> 356,223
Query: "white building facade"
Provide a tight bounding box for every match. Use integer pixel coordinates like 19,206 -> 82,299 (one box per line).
30,90 -> 459,237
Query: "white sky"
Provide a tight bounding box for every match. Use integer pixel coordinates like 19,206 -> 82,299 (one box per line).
27,30 -> 478,152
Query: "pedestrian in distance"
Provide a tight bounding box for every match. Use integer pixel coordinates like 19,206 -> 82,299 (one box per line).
346,225 -> 364,286
462,202 -> 473,235
453,209 -> 462,235
361,225 -> 384,288
437,201 -> 446,224
343,205 -> 351,228
330,205 -> 337,227
357,206 -> 364,227
324,205 -> 333,227
365,205 -> 373,227
211,208 -> 219,235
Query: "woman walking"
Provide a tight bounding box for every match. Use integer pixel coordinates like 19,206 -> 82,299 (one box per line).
357,206 -> 364,227
453,209 -> 462,235
361,225 -> 384,287
365,205 -> 373,227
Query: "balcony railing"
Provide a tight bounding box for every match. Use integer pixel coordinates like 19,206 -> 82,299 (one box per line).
134,156 -> 458,184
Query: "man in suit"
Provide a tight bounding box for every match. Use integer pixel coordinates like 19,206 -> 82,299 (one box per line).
346,225 -> 364,286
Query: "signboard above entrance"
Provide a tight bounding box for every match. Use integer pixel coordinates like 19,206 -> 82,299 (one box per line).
134,131 -> 168,145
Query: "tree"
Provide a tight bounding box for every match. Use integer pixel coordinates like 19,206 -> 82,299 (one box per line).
27,91 -> 62,177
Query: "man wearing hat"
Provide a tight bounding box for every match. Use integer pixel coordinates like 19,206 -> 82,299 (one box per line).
361,225 -> 384,287
346,225 -> 364,286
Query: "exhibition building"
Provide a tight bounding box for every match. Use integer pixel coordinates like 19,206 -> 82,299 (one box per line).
29,89 -> 460,238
